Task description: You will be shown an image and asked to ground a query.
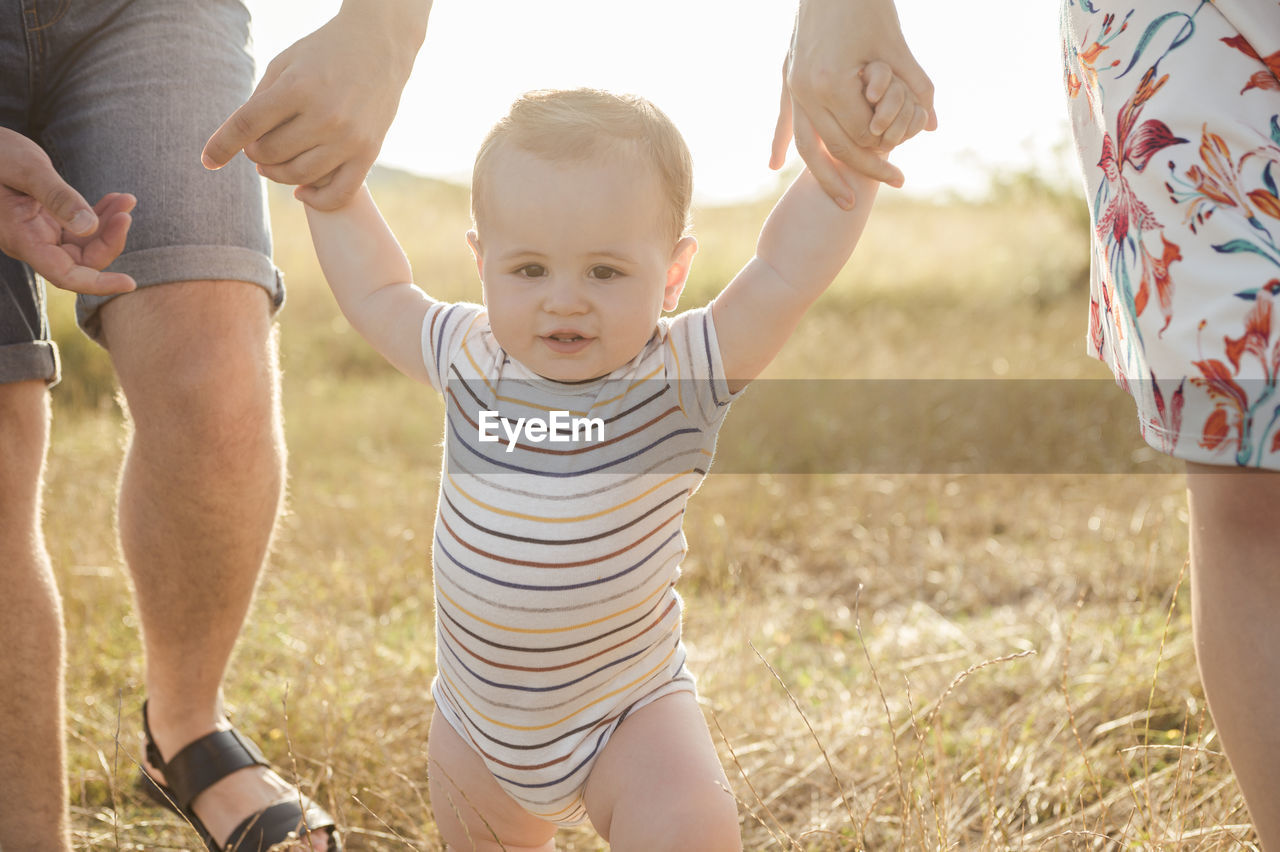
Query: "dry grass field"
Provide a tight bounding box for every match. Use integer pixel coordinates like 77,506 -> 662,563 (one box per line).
43,171 -> 1259,849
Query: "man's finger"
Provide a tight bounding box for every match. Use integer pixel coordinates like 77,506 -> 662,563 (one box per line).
28,244 -> 135,296
9,149 -> 97,235
80,212 -> 132,270
60,265 -> 136,296
202,85 -> 294,170
91,192 -> 137,219
255,145 -> 335,187
242,113 -> 318,167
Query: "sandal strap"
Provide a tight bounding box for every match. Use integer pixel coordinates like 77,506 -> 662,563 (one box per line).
141,701 -> 270,812
141,700 -> 166,780
226,800 -> 338,852
163,727 -> 270,812
140,702 -> 342,850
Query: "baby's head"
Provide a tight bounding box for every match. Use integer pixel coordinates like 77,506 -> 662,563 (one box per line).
472,88 -> 693,243
467,89 -> 699,382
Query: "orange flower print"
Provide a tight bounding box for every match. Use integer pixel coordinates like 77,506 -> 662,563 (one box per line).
1191,287 -> 1280,465
1068,38 -> 1114,100
1248,188 -> 1280,219
1168,128 -> 1265,232
1224,287 -> 1274,377
1092,63 -> 1187,356
1065,11 -> 1127,109
1201,407 -> 1232,451
1221,34 -> 1280,94
1191,356 -> 1250,452
1198,131 -> 1253,209
1134,232 -> 1182,334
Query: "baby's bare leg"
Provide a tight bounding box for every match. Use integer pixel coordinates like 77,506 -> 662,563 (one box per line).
427,708 -> 558,852
583,692 -> 741,852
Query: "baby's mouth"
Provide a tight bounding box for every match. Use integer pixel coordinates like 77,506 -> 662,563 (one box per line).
541,332 -> 593,353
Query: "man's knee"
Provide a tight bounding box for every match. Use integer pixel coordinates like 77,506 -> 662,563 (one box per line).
130,337 -> 279,451
100,281 -> 281,453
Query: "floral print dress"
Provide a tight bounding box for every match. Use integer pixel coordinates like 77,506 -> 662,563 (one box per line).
1063,0 -> 1280,468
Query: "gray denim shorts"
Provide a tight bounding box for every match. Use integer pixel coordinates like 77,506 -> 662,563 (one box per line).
0,0 -> 283,385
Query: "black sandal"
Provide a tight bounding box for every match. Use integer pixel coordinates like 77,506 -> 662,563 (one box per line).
137,702 -> 342,851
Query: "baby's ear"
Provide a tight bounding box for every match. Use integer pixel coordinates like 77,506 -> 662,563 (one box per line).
466,230 -> 484,279
663,236 -> 698,311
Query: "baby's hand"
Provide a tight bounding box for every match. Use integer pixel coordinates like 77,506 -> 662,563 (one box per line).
861,60 -> 931,151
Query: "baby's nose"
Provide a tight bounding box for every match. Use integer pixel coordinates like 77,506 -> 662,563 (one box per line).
542,277 -> 589,313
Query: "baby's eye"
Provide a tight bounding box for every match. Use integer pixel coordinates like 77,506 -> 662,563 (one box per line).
516,264 -> 547,278
589,266 -> 621,281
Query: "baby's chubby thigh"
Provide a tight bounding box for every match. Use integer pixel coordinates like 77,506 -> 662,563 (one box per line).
427,709 -> 558,852
582,691 -> 742,852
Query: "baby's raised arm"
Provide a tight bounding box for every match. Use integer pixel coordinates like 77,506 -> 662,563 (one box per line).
710,166 -> 879,393
305,186 -> 435,384
712,62 -> 918,392
714,61 -> 921,391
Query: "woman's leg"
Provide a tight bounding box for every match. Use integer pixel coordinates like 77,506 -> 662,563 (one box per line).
1186,462 -> 1280,847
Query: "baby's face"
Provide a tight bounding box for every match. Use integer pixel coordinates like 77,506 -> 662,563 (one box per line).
469,147 -> 693,382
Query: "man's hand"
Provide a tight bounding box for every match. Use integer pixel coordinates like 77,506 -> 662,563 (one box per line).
0,129 -> 136,295
202,1 -> 429,211
770,0 -> 936,207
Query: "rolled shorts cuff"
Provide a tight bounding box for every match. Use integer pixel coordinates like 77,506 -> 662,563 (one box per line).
76,245 -> 285,344
0,340 -> 60,386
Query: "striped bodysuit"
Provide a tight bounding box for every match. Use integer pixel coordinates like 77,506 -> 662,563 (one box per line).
420,301 -> 739,825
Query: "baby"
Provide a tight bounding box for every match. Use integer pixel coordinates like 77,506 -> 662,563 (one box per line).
305,72 -> 908,851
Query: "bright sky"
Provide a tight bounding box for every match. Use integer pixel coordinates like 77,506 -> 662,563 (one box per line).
247,1 -> 1072,203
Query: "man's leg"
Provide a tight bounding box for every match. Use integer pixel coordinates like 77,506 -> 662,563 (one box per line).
0,380 -> 70,852
1186,462 -> 1280,848
98,279 -> 327,850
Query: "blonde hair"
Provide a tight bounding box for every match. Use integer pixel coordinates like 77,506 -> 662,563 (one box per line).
472,88 -> 693,242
